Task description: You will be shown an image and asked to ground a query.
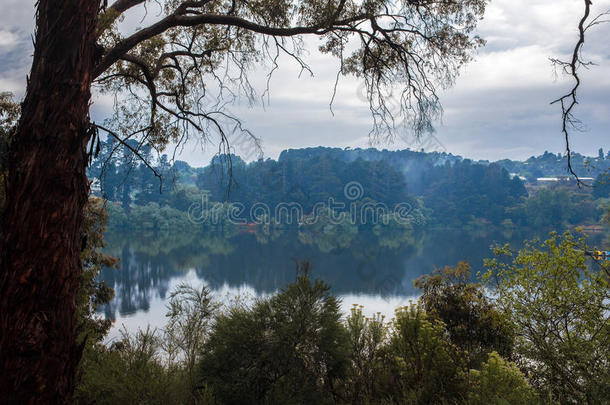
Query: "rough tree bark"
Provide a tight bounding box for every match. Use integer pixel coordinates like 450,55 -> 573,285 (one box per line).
0,0 -> 101,403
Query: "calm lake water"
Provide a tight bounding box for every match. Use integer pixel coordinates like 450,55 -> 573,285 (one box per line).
99,226 -> 607,340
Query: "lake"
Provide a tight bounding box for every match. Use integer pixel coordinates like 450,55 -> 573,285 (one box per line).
98,225 -> 606,340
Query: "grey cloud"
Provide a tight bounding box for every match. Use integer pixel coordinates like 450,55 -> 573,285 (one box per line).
1,0 -> 609,165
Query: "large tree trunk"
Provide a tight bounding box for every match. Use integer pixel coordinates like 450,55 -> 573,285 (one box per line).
0,1 -> 101,403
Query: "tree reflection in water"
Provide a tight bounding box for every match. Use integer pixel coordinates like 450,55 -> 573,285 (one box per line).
99,225 -> 548,321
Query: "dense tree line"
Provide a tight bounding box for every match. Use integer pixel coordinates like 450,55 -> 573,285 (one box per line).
279,147 -> 610,185
593,173 -> 610,199
88,138 -> 178,208
91,144 -> 608,232
418,160 -> 527,227
196,153 -> 412,214
508,186 -> 600,230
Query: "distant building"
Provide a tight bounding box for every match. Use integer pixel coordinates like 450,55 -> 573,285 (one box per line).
536,177 -> 593,184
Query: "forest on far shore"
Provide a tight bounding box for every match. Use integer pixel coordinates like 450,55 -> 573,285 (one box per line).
89,144 -> 610,234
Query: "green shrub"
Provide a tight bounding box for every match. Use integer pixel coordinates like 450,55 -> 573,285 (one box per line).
416,262 -> 515,368
199,276 -> 350,404
468,352 -> 539,405
75,328 -> 183,405
386,305 -> 468,404
484,232 -> 610,403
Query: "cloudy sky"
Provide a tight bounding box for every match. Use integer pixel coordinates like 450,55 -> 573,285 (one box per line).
1,0 -> 609,165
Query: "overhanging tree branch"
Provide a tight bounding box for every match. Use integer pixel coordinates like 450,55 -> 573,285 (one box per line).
91,0 -> 486,182
95,123 -> 164,192
95,12 -> 369,77
551,0 -> 610,185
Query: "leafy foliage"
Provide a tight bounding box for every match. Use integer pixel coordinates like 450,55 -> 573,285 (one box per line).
75,327 -> 187,405
385,305 -> 468,404
484,232 -> 610,404
468,351 -> 539,405
415,262 -> 515,369
163,284 -> 219,403
343,306 -> 388,404
77,198 -> 119,348
199,275 -> 350,404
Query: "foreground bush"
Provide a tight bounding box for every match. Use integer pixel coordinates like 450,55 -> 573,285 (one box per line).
416,261 -> 515,369
385,305 -> 468,403
199,275 -> 350,404
75,328 -> 185,405
468,352 -> 538,405
484,232 -> 610,403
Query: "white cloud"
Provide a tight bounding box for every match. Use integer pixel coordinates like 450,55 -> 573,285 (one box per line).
0,31 -> 19,48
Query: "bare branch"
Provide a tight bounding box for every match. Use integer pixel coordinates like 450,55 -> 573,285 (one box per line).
95,123 -> 164,193
551,0 -> 610,186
